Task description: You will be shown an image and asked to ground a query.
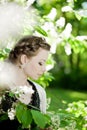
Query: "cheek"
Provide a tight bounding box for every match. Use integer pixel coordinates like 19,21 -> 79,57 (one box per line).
32,64 -> 39,72
27,62 -> 38,72
27,63 -> 39,79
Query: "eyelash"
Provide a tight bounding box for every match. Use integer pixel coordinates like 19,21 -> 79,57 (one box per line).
39,62 -> 43,66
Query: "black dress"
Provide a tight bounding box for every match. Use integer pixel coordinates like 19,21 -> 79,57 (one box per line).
0,80 -> 40,130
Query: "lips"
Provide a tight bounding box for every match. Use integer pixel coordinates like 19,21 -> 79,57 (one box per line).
38,74 -> 42,77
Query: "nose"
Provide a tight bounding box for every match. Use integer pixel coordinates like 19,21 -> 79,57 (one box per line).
42,66 -> 46,73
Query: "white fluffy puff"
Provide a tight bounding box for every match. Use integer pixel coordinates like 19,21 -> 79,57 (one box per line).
0,2 -> 38,48
0,61 -> 18,90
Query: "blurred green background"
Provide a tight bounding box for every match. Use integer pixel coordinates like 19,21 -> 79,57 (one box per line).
0,1 -> 87,129
0,0 -> 87,109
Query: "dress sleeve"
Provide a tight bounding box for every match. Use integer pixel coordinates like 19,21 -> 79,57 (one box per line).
33,82 -> 47,113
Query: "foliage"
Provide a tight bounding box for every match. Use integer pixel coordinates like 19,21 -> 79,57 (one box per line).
51,68 -> 87,90
0,48 -> 10,60
0,90 -> 51,130
0,0 -> 87,129
1,0 -> 87,90
46,87 -> 87,129
35,72 -> 54,88
48,100 -> 87,130
46,87 -> 87,112
33,0 -> 87,90
15,102 -> 51,129
50,35 -> 87,90
16,103 -> 32,128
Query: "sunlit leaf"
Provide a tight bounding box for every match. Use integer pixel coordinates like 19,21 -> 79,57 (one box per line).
35,26 -> 48,36
31,110 -> 46,128
16,103 -> 32,128
4,48 -> 11,53
74,11 -> 82,20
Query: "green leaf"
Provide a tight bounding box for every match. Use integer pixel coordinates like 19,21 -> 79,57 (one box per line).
0,114 -> 8,122
31,110 -> 46,129
16,103 -> 24,123
9,92 -> 15,98
32,127 -> 40,130
35,26 -> 48,36
21,109 -> 32,128
16,103 -> 32,128
4,48 -> 11,53
44,114 -> 51,126
74,11 -> 81,20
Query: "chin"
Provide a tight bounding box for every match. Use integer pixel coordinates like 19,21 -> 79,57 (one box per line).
30,76 -> 38,80
29,74 -> 40,80
34,77 -> 39,80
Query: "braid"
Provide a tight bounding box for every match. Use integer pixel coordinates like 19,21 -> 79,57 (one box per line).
8,35 -> 50,64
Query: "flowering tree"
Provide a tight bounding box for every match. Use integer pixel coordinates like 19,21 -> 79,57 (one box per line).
0,0 -> 87,129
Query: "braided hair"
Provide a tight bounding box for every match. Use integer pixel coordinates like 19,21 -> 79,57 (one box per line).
8,35 -> 50,64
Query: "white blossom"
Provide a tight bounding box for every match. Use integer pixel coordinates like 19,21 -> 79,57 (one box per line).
74,9 -> 87,18
46,64 -> 54,71
76,35 -> 87,41
84,115 -> 87,121
26,0 -> 36,7
62,6 -> 73,12
8,108 -> 16,120
82,2 -> 87,10
56,17 -> 65,28
67,0 -> 73,3
50,113 -> 60,129
83,124 -> 87,128
46,97 -> 51,110
64,43 -> 72,55
13,85 -> 34,105
61,23 -> 72,39
47,8 -> 57,20
0,97 -> 2,104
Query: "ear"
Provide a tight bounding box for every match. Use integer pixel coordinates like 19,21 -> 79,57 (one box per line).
20,54 -> 29,65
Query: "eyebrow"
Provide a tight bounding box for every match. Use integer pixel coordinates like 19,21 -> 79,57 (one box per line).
40,59 -> 46,62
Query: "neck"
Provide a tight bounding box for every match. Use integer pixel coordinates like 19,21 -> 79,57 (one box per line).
13,64 -> 28,86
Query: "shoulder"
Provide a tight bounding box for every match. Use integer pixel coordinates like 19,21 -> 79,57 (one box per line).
32,82 -> 47,113
32,82 -> 46,95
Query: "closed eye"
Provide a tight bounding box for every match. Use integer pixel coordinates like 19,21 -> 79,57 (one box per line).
38,62 -> 43,66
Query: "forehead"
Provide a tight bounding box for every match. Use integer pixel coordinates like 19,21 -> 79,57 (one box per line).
31,48 -> 49,61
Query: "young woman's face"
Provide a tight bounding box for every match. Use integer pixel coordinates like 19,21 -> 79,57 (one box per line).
22,48 -> 49,80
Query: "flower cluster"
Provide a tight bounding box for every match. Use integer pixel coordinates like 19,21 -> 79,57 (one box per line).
8,108 -> 15,120
0,85 -> 51,130
0,85 -> 34,120
3,85 -> 34,121
11,85 -> 34,105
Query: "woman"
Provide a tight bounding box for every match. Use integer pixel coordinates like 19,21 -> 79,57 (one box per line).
0,35 -> 51,129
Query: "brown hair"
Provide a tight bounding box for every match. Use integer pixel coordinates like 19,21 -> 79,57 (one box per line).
8,35 -> 50,64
